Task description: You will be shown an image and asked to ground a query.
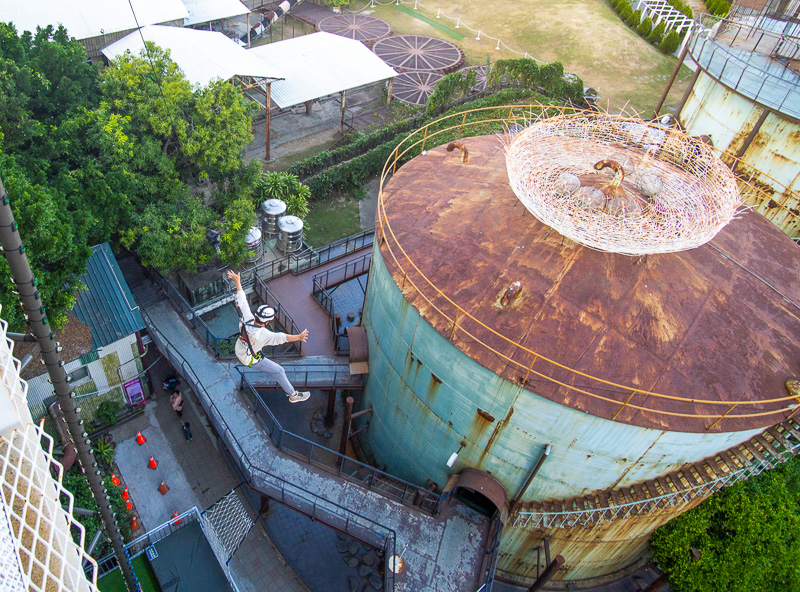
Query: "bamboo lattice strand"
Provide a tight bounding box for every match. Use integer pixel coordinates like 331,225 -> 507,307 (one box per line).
504,113 -> 743,256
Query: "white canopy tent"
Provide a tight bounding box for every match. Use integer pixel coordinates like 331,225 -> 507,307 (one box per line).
182,0 -> 250,27
102,25 -> 281,88
0,0 -> 187,42
247,31 -> 398,110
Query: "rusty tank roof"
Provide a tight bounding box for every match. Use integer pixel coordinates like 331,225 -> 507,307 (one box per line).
377,134 -> 800,433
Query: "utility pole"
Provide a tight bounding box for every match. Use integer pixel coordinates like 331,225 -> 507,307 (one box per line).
0,176 -> 140,592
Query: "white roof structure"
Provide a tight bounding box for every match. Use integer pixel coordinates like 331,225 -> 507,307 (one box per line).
183,0 -> 249,26
102,26 -> 282,88
0,0 -> 188,40
247,31 -> 398,109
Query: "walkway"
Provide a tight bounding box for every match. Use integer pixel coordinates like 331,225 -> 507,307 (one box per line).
129,271 -> 490,591
110,355 -> 308,592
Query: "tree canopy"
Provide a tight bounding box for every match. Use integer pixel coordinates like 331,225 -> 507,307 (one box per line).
651,455 -> 800,592
0,25 -> 263,330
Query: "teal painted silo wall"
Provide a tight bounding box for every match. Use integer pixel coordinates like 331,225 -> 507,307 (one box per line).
360,243 -> 762,503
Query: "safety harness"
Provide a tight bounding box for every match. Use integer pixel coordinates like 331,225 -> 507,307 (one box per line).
234,299 -> 261,367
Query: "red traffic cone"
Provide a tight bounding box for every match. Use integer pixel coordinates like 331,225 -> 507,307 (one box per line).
136,431 -> 146,445
158,481 -> 170,495
121,487 -> 129,501
125,500 -> 133,511
172,511 -> 181,525
147,456 -> 158,470
111,473 -> 120,486
130,515 -> 139,531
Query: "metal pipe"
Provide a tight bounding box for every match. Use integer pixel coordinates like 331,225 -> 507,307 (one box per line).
86,526 -> 104,556
510,443 -> 551,513
653,42 -> 689,119
63,505 -> 100,517
731,108 -> 769,172
6,331 -> 37,342
325,389 -> 336,426
0,176 -> 140,592
339,396 -> 354,456
526,555 -> 565,592
675,66 -> 701,125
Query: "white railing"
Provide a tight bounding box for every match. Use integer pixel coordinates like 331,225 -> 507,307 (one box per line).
0,305 -> 98,592
514,430 -> 800,529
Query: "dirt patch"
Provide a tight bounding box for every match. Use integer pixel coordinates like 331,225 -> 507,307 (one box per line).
17,314 -> 93,380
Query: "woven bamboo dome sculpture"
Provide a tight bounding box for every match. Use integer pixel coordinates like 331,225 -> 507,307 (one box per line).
505,113 -> 742,256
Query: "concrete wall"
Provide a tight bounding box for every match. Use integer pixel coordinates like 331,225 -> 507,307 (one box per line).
360,246 -> 761,503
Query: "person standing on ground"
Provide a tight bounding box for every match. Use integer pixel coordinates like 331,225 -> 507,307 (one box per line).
227,270 -> 311,403
170,390 -> 184,418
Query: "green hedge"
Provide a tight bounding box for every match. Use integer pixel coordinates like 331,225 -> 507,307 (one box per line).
626,8 -> 642,26
705,0 -> 731,16
302,88 -> 565,199
288,59 -> 583,186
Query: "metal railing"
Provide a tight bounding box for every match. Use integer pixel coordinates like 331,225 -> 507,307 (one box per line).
377,105 -> 800,427
688,15 -> 800,119
253,272 -> 301,357
150,268 -> 226,358
235,367 -> 443,515
139,308 -> 397,591
513,429 -> 800,529
91,508 -> 241,592
311,253 -> 372,355
185,230 -> 375,310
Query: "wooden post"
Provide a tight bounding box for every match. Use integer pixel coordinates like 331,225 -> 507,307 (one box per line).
305,100 -> 313,115
340,89 -> 347,134
339,396 -> 354,456
325,389 -> 337,426
247,13 -> 251,48
265,83 -> 271,161
386,77 -> 393,106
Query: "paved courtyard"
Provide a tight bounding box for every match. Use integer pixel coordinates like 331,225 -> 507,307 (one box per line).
111,356 -> 308,592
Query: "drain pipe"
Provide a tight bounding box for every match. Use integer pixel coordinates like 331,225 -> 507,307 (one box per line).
510,443 -> 551,513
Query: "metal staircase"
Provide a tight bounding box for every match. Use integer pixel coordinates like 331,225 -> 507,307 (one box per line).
514,418 -> 800,529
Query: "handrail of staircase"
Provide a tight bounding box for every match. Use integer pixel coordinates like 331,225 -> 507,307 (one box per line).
140,306 -> 398,591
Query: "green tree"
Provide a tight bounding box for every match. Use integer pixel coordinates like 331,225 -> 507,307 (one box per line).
626,8 -> 642,26
648,20 -> 667,44
637,16 -> 653,37
651,456 -> 800,592
660,30 -> 681,53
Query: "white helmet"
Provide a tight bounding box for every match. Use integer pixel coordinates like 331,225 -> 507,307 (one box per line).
255,305 -> 275,323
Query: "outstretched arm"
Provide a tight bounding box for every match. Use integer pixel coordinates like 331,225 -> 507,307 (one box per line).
286,329 -> 309,343
227,270 -> 253,324
227,270 -> 243,292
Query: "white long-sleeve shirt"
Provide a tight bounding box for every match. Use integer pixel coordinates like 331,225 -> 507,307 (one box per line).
234,289 -> 288,366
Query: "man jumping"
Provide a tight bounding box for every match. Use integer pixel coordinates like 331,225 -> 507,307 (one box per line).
227,270 -> 311,403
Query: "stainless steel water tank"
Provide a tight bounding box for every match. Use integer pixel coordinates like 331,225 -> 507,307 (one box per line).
245,226 -> 262,262
277,215 -> 303,253
261,199 -> 286,237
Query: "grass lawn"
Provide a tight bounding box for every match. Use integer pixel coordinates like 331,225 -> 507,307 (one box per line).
97,555 -> 161,592
354,0 -> 691,115
305,194 -> 363,247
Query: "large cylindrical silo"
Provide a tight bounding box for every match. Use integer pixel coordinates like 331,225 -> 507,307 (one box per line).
357,125 -> 800,583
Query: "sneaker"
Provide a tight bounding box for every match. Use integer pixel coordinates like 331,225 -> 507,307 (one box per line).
288,391 -> 311,403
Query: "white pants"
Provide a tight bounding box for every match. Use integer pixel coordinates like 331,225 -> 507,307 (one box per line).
251,357 -> 295,395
